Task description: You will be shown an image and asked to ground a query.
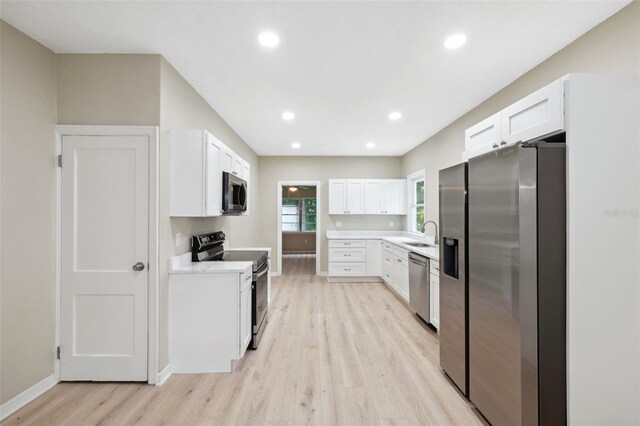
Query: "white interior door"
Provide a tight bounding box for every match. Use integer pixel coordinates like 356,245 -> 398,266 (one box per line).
60,135 -> 149,381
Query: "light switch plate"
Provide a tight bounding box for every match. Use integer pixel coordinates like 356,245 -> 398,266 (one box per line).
336,221 -> 343,228
175,233 -> 181,247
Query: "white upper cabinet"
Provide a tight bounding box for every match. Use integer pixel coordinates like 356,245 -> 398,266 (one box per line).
364,180 -> 384,214
328,179 -> 348,214
501,78 -> 565,145
328,179 -> 365,215
242,160 -> 250,182
232,156 -> 243,177
333,178 -> 406,215
221,146 -> 234,174
364,179 -> 406,214
221,146 -> 245,179
205,134 -> 223,216
464,112 -> 502,160
383,180 -> 406,214
170,130 -> 249,217
346,179 -> 365,214
465,77 -> 566,160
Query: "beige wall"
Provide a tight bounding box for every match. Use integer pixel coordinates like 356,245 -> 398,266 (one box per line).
0,21 -> 58,404
402,1 -> 640,240
158,58 -> 260,370
258,156 -> 404,272
57,54 -> 161,125
283,233 -> 316,254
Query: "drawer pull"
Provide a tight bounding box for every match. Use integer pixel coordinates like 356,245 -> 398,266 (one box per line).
344,242 -> 351,245
344,254 -> 352,257
397,259 -> 402,263
344,268 -> 351,271
244,274 -> 252,281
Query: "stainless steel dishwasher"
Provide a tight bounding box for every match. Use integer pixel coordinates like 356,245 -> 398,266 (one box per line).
408,252 -> 430,323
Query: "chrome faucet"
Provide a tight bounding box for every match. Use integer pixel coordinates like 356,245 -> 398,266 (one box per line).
423,220 -> 439,245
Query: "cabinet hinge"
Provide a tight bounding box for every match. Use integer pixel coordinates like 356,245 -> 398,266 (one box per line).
56,346 -> 61,359
57,155 -> 63,168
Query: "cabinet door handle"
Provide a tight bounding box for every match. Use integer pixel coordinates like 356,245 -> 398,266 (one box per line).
492,143 -> 499,149
500,140 -> 507,146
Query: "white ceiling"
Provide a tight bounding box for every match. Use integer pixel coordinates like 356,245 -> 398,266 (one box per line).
1,1 -> 629,156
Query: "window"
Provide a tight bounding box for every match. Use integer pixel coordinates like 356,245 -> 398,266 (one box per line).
408,170 -> 425,233
282,198 -> 317,232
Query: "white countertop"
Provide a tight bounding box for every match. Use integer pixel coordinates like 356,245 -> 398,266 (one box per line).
326,230 -> 440,261
169,252 -> 253,274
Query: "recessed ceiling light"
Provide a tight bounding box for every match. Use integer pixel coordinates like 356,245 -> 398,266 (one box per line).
291,142 -> 301,149
258,31 -> 279,48
444,33 -> 467,49
366,142 -> 376,149
282,111 -> 295,121
388,111 -> 402,121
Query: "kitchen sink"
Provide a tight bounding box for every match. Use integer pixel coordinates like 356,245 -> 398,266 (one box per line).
404,242 -> 432,248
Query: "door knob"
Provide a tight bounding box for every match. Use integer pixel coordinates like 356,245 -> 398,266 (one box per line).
132,262 -> 145,271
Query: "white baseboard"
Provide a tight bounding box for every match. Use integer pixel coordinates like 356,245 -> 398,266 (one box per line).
156,364 -> 172,386
327,276 -> 383,283
317,271 -> 328,276
0,374 -> 57,421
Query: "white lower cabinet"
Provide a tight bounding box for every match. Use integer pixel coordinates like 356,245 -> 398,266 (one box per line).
239,271 -> 252,358
366,240 -> 382,276
382,244 -> 410,303
328,239 -> 382,278
169,267 -> 252,373
430,260 -> 440,330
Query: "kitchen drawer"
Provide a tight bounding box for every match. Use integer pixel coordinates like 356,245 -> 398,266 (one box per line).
430,260 -> 440,276
329,240 -> 366,248
382,241 -> 394,252
329,247 -> 366,262
329,262 -> 367,276
394,246 -> 409,261
383,253 -> 394,268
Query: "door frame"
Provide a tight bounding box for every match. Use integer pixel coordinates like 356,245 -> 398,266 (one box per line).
54,125 -> 160,385
276,180 -> 322,276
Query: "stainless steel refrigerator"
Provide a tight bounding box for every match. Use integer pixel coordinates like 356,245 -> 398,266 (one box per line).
467,142 -> 567,425
439,163 -> 469,397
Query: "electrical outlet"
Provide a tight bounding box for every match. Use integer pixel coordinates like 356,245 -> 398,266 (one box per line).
389,221 -> 394,228
175,233 -> 181,247
336,221 -> 343,228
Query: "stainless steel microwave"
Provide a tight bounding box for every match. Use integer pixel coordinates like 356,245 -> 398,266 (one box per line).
222,171 -> 247,215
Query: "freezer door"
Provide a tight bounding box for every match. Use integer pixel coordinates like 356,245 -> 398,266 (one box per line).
468,145 -> 538,426
438,163 -> 468,396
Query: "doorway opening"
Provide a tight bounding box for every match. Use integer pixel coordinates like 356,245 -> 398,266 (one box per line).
276,181 -> 321,276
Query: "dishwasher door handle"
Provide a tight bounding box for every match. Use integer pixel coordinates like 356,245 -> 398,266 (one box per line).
409,258 -> 427,267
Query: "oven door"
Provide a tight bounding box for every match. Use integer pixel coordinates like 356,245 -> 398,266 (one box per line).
222,171 -> 247,214
251,261 -> 269,349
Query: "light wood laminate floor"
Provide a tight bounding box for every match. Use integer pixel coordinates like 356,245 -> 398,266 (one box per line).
282,253 -> 316,275
3,261 -> 482,425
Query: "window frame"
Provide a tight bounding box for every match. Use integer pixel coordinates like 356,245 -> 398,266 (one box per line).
406,169 -> 426,235
281,197 -> 317,233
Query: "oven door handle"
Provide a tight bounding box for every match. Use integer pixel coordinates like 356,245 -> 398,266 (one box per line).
254,263 -> 269,280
